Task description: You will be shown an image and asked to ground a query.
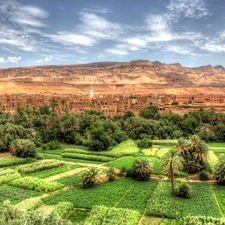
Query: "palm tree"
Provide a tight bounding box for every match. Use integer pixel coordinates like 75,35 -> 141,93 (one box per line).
105,167 -> 116,181
133,158 -> 152,181
214,154 -> 225,185
82,167 -> 100,189
161,148 -> 183,196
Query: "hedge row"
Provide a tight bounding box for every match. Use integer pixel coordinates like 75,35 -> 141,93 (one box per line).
0,169 -> 21,185
17,160 -> 65,174
84,205 -> 140,225
62,153 -> 114,162
16,198 -> 43,211
0,157 -> 36,167
53,201 -> 74,219
9,177 -> 64,193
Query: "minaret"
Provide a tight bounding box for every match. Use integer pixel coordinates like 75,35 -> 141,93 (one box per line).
90,87 -> 94,98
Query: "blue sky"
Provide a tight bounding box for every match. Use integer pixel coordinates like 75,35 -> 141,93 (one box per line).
1,0 -> 225,68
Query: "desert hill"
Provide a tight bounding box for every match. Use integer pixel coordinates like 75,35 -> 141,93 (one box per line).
1,60 -> 225,95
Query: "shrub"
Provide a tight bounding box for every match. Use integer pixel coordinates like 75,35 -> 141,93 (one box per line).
9,139 -> 36,158
82,167 -> 100,189
199,171 -> 209,181
88,140 -> 105,151
137,138 -> 153,149
133,158 -> 152,181
53,201 -> 74,218
105,167 -> 116,181
41,141 -> 61,150
175,183 -> 191,198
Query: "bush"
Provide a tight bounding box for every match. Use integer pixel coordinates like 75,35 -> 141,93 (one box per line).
88,140 -> 105,151
137,138 -> 153,149
105,167 -> 116,181
199,171 -> 209,181
175,183 -> 191,198
214,155 -> 225,185
53,201 -> 74,218
82,167 -> 99,189
133,158 -> 152,181
9,139 -> 36,158
41,141 -> 60,150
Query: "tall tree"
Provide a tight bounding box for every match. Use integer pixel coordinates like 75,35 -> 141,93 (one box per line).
161,148 -> 183,196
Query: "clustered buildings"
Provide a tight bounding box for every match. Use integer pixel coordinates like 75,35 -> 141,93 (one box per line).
1,92 -> 225,116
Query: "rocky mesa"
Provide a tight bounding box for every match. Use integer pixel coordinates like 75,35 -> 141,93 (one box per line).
0,60 -> 225,95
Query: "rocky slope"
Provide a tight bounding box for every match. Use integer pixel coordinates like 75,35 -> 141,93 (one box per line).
0,60 -> 225,94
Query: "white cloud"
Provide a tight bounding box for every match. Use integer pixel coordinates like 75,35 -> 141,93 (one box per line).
44,56 -> 52,62
82,7 -> 112,14
0,1 -> 48,28
0,56 -> 22,64
47,32 -> 96,46
36,59 -> 43,63
166,0 -> 209,20
106,49 -> 128,55
79,13 -> 124,40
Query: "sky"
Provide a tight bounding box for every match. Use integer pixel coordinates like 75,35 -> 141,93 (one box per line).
1,0 -> 225,68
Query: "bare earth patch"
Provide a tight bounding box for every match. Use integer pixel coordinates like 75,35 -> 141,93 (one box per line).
0,152 -> 12,158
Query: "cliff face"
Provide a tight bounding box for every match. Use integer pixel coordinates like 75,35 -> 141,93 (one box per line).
1,60 -> 225,94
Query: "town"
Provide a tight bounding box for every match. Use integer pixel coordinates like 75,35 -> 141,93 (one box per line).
1,91 -> 225,116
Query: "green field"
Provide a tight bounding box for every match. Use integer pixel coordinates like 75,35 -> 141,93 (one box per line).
0,139 -> 225,224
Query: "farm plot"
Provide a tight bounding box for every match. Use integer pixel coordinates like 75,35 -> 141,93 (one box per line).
42,178 -> 134,208
115,180 -> 157,214
212,184 -> 225,215
27,164 -> 81,179
146,181 -> 222,219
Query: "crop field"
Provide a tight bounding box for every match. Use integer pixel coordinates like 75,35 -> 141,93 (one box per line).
0,139 -> 225,224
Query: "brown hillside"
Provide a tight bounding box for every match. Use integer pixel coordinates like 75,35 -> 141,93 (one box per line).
0,60 -> 225,94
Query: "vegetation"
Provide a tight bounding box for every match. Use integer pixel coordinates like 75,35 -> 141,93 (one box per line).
136,138 -> 153,149
82,167 -> 100,189
0,200 -> 72,225
17,159 -> 65,174
133,158 -> 152,181
214,154 -> 225,185
161,148 -> 183,195
105,167 -> 116,181
53,201 -> 74,218
15,198 -> 43,211
9,177 -> 64,193
84,205 -> 141,225
147,181 -> 222,218
0,157 -> 36,167
0,170 -> 21,185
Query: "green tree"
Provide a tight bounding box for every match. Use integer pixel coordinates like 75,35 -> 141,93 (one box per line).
139,106 -> 160,119
161,148 -> 183,196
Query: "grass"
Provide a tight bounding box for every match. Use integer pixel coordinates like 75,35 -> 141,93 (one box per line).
208,142 -> 225,147
212,184 -> 225,215
42,178 -> 134,208
152,140 -> 177,146
115,180 -> 157,214
150,157 -> 162,175
0,185 -> 40,201
41,153 -> 102,164
54,172 -> 83,186
68,209 -> 90,223
37,149 -> 63,155
146,181 -> 222,219
106,156 -> 136,170
28,164 -> 81,179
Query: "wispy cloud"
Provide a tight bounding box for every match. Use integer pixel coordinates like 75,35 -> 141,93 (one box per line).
106,49 -> 128,55
0,56 -> 22,64
82,6 -> 112,14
